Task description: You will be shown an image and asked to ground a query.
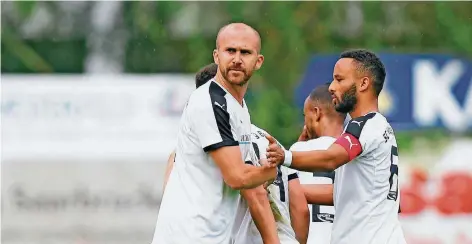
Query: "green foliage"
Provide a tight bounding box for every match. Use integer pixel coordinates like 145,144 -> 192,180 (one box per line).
2,1 -> 472,147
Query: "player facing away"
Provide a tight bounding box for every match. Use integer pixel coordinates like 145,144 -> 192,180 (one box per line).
162,63 -> 281,244
289,84 -> 346,244
233,124 -> 310,244
266,49 -> 406,244
152,23 -> 278,244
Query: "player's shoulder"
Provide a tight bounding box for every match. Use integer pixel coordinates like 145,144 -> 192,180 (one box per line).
188,80 -> 229,110
345,112 -> 390,139
290,136 -> 336,151
189,79 -> 217,99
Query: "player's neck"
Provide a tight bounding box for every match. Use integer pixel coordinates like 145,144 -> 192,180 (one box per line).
349,97 -> 379,119
215,74 -> 247,106
318,120 -> 344,138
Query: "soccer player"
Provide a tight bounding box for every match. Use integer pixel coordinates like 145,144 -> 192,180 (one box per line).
162,63 -> 219,192
266,49 -> 406,244
233,124 -> 309,244
152,23 -> 278,244
289,84 -> 346,244
163,63 -> 281,244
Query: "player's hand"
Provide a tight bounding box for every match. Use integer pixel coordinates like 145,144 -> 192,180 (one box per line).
298,125 -> 309,141
265,134 -> 285,167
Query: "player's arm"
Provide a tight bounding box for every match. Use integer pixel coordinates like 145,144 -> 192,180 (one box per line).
302,184 -> 334,206
287,171 -> 309,244
266,121 -> 367,171
240,163 -> 280,244
209,148 -> 277,190
267,137 -> 350,172
268,117 -> 382,172
162,150 -> 176,192
191,98 -> 277,190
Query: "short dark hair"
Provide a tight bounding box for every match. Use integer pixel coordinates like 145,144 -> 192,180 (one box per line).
340,49 -> 386,96
195,63 -> 218,88
309,83 -> 346,121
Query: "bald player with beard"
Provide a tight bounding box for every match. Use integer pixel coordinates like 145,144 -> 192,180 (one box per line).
152,23 -> 278,244
162,63 -> 281,244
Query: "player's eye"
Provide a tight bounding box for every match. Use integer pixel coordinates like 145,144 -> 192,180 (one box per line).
227,48 -> 236,53
241,50 -> 251,55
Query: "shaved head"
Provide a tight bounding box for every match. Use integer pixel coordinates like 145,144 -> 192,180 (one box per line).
213,22 -> 264,86
303,83 -> 346,139
308,83 -> 346,121
216,23 -> 261,53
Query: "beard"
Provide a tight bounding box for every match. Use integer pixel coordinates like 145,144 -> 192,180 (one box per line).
334,84 -> 357,113
221,67 -> 251,86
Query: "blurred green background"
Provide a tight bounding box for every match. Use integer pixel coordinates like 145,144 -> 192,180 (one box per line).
2,2 -> 472,243
2,1 -> 472,151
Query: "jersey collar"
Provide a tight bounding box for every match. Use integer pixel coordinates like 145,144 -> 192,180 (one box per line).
210,79 -> 246,108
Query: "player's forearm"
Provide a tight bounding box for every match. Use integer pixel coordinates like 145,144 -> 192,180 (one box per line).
163,151 -> 176,191
289,180 -> 309,244
291,150 -> 337,172
239,165 -> 277,189
242,188 -> 280,244
303,184 -> 334,206
290,202 -> 309,244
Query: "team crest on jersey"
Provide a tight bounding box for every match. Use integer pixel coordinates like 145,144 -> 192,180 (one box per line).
383,126 -> 394,142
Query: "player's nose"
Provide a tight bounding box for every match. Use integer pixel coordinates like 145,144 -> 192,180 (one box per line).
232,52 -> 242,64
328,80 -> 336,93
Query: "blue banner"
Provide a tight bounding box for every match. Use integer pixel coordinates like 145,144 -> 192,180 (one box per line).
296,54 -> 472,132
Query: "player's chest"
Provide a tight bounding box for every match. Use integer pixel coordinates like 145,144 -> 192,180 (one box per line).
228,103 -> 252,155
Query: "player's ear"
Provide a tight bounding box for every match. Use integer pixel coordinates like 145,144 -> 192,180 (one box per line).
313,106 -> 321,122
213,49 -> 219,65
359,76 -> 370,92
254,54 -> 264,70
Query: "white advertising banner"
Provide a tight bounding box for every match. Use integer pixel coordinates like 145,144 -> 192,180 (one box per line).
1,74 -> 195,243
2,160 -> 165,244
399,140 -> 472,244
1,74 -> 195,161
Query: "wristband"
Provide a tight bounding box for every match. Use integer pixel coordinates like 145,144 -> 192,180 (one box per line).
283,150 -> 292,167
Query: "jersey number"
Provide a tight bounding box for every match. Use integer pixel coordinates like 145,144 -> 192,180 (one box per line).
311,172 -> 335,223
388,145 -> 399,201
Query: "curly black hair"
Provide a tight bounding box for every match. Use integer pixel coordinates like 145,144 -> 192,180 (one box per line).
340,49 -> 386,96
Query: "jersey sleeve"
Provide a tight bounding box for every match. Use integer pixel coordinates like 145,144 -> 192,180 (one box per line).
335,113 -> 384,161
189,95 -> 239,152
289,140 -> 327,151
289,141 -> 305,151
286,167 -> 299,181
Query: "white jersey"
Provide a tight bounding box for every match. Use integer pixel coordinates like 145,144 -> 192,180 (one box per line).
290,137 -> 336,244
332,112 -> 406,244
233,124 -> 299,244
152,80 -> 252,244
